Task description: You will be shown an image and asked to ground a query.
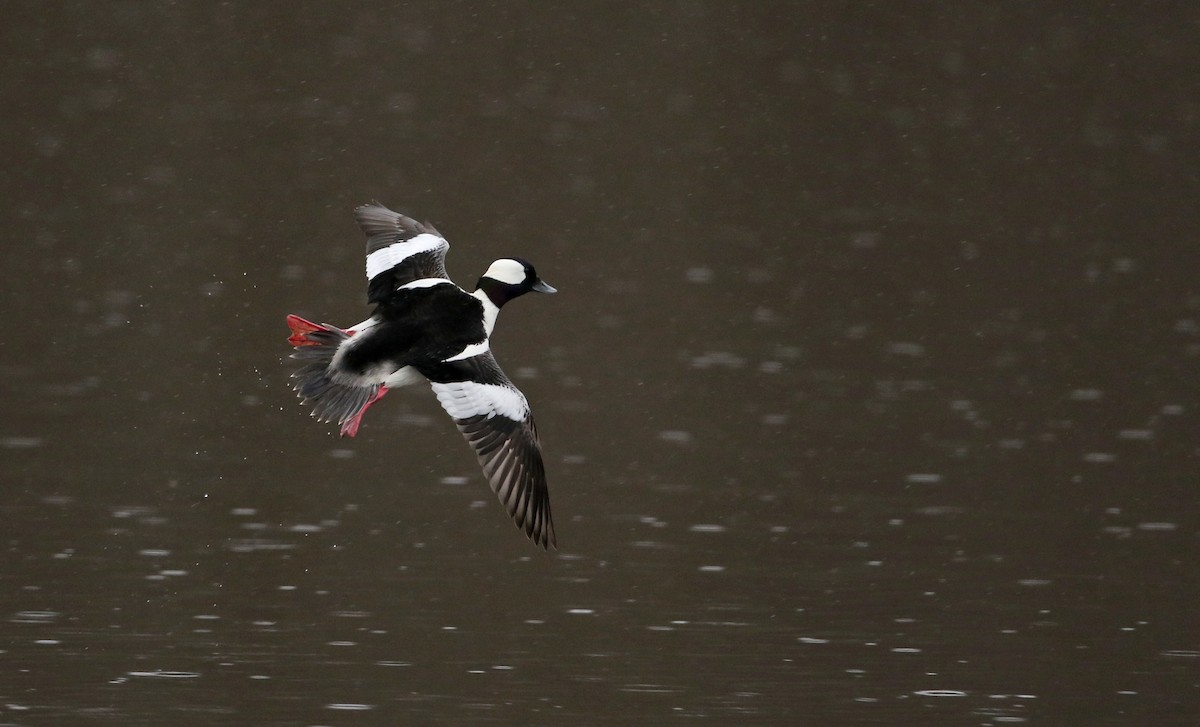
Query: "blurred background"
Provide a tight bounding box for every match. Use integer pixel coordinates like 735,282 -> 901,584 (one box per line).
1,3 -> 1197,724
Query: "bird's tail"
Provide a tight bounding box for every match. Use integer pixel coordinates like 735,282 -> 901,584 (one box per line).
286,315 -> 380,436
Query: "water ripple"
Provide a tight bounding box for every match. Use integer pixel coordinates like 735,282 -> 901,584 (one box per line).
10,611 -> 60,624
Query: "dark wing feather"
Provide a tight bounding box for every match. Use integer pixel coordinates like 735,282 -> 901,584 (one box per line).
354,202 -> 451,303
422,353 -> 556,549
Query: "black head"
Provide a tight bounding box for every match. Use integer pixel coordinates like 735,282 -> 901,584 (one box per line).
476,257 -> 556,307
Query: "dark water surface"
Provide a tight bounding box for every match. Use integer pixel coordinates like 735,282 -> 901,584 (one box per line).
3,4 -> 1198,725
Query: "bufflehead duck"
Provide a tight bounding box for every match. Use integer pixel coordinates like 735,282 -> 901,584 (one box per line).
286,202 -> 557,549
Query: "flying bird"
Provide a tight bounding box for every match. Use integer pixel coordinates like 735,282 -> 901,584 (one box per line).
286,202 -> 557,549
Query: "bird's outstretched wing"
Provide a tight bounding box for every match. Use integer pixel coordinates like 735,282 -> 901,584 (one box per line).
422,353 -> 556,549
355,202 -> 451,304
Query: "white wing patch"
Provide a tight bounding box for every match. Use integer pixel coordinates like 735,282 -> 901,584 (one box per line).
443,340 -> 490,362
431,381 -> 529,422
398,277 -> 454,290
365,234 -> 448,281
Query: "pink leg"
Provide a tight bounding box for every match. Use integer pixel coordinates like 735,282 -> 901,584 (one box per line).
340,387 -> 388,437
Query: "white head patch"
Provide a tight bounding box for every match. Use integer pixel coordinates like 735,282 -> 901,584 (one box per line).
483,258 -> 527,286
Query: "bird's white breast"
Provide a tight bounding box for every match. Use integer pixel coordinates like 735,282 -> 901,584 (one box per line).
471,289 -> 501,337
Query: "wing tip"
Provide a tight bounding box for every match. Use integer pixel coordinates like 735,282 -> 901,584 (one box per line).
525,497 -> 557,550
353,199 -> 388,214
